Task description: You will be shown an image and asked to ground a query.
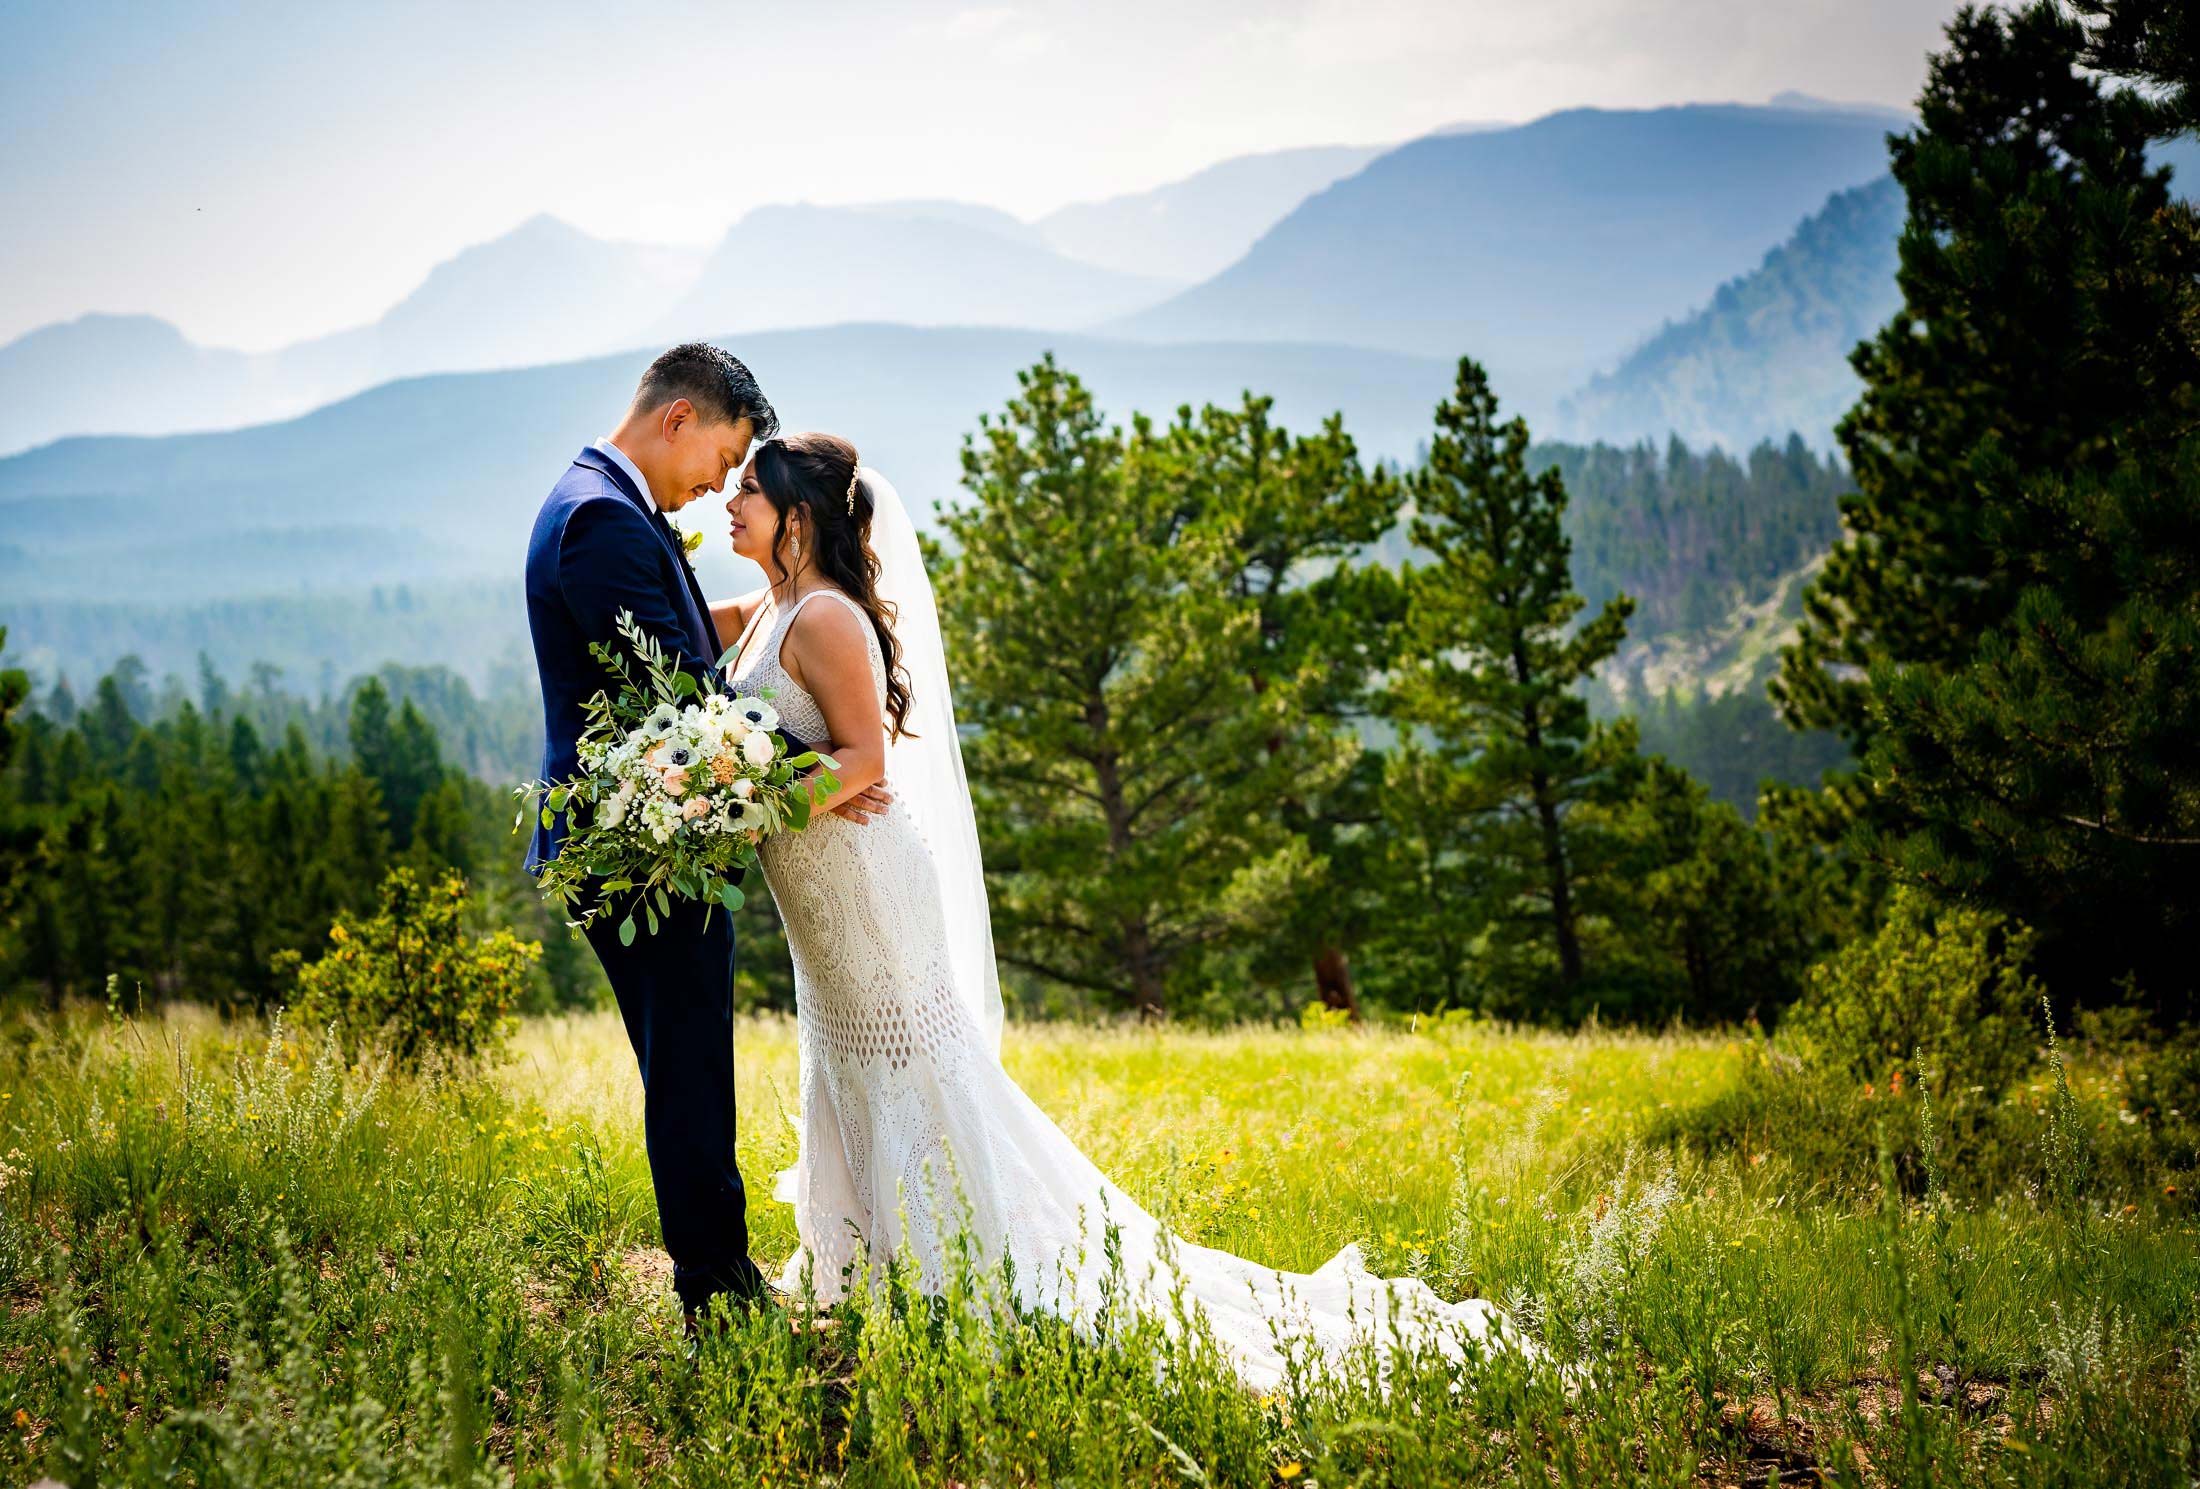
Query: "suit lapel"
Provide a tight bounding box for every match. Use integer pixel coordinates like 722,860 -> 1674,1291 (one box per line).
571,446 -> 722,659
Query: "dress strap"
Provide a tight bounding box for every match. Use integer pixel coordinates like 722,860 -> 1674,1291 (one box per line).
784,587 -> 868,628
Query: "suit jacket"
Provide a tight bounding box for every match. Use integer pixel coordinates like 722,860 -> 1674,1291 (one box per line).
524,446 -> 722,872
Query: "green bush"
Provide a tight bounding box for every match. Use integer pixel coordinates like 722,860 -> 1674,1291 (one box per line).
274,868 -> 536,1068
1784,886 -> 2040,1099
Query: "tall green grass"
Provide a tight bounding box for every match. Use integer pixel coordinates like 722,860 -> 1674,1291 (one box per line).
1,1005 -> 2194,1486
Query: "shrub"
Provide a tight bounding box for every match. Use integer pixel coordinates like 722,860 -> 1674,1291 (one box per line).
274,868 -> 536,1068
1784,886 -> 2040,1100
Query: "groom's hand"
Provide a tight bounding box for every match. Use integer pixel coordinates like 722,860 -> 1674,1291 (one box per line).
837,779 -> 894,825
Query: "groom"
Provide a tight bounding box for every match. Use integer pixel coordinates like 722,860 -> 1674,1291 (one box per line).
523,343 -> 879,1328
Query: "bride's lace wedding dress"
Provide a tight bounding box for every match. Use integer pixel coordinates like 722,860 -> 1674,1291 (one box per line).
726,569 -> 1513,1389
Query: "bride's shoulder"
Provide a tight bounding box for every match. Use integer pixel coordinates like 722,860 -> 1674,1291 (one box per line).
787,587 -> 871,643
782,587 -> 878,684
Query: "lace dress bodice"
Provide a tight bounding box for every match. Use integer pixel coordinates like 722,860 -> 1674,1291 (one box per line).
724,586 -> 1513,1388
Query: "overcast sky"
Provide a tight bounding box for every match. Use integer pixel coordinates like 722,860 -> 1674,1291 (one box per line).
1,0 -> 1964,351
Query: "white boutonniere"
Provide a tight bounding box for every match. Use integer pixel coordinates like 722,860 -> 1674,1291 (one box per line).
675,522 -> 705,558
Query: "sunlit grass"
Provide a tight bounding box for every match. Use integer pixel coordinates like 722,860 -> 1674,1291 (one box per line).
2,1004 -> 2194,1487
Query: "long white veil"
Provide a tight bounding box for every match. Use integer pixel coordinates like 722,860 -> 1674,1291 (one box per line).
860,467 -> 1005,1057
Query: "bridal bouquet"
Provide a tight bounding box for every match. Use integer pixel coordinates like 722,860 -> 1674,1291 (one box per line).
520,611 -> 837,944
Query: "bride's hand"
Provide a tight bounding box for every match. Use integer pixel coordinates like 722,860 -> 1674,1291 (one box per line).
836,779 -> 894,825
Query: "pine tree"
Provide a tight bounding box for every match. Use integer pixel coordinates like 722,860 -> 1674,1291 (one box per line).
1774,2 -> 2200,1013
2073,0 -> 2199,133
83,675 -> 137,768
1596,759 -> 1809,1024
1775,3 -> 2199,746
935,357 -> 1348,1016
348,676 -> 396,788
1155,394 -> 1404,1015
42,676 -> 77,726
386,698 -> 446,846
1382,358 -> 1637,1017
1865,432 -> 2200,1014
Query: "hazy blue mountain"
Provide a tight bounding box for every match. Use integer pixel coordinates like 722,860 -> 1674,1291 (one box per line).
1556,134 -> 2200,450
660,204 -> 1179,338
0,217 -> 705,455
1556,176 -> 1905,451
282,213 -> 702,388
1764,91 -> 1914,126
0,314 -> 281,455
854,199 -> 1053,249
1112,104 -> 1898,421
1035,144 -> 1385,282
0,324 -> 1456,682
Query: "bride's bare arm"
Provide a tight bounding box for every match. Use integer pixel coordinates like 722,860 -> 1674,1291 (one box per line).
780,599 -> 890,820
708,587 -> 769,652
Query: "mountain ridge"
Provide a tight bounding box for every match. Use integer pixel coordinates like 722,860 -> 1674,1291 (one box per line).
1111,102 -> 1899,423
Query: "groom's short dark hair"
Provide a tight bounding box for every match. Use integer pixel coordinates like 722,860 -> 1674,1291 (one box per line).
634,343 -> 778,438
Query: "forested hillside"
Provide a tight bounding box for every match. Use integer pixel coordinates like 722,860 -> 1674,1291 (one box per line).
1556,176 -> 1906,451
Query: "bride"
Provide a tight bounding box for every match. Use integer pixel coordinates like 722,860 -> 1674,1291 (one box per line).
711,432 -> 1514,1389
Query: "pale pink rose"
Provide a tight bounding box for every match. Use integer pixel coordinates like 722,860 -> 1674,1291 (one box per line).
681,796 -> 711,821
661,768 -> 689,797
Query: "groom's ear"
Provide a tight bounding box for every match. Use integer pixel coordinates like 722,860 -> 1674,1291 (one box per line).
657,397 -> 698,442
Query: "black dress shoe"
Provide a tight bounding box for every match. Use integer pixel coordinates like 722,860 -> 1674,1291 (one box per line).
682,1280 -> 788,1340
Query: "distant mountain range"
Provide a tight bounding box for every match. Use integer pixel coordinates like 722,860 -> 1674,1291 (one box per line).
0,200 -> 1182,455
0,324 -> 1460,681
660,202 -> 1175,339
0,314 -> 271,456
0,97 -> 1921,457
1111,102 -> 1900,422
1551,133 -> 2200,452
1033,144 -> 1386,282
287,213 -> 706,387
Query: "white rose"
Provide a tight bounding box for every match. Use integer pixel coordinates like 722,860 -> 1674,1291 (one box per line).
741,730 -> 776,767
730,777 -> 755,799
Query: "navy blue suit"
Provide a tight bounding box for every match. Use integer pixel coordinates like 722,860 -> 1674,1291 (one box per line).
524,445 -> 765,1314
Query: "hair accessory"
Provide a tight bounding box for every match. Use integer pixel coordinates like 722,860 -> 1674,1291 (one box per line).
845,466 -> 860,515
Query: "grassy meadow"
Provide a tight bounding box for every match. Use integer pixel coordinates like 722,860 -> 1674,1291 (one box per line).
1,1004 -> 2195,1486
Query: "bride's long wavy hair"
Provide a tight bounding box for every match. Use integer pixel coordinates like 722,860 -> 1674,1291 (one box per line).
749,432 -> 916,739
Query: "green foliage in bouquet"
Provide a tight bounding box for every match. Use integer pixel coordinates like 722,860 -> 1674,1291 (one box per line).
518,612 -> 837,947
273,867 -> 537,1068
